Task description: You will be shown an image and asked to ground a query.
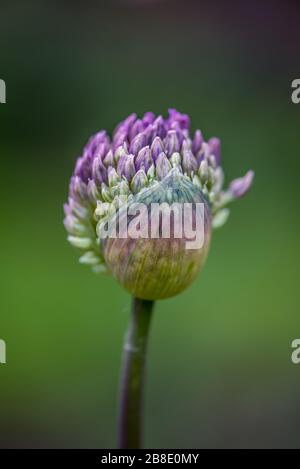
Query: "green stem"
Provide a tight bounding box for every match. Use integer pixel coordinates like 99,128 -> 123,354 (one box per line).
117,297 -> 154,449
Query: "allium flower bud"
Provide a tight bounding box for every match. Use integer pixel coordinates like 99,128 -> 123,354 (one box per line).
229,170 -> 254,198
101,169 -> 211,300
64,109 -> 254,297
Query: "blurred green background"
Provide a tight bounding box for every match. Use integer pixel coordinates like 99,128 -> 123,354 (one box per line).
1,0 -> 300,448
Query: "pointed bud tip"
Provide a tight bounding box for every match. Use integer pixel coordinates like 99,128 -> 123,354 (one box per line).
229,170 -> 254,198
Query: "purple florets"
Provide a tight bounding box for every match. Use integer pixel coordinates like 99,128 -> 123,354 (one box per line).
71,109 -> 221,188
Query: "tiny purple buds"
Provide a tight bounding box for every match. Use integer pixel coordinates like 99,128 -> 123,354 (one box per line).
151,136 -> 164,161
74,156 -> 91,183
113,131 -> 128,151
117,153 -> 127,176
156,152 -> 171,180
94,142 -> 107,160
135,146 -> 153,172
108,167 -> 120,187
192,130 -> 203,154
131,169 -> 148,194
118,112 -> 137,130
199,159 -> 209,183
86,130 -> 108,155
182,149 -> 198,175
70,176 -> 87,201
130,119 -> 144,141
165,130 -> 181,156
92,156 -> 108,185
170,152 -> 182,168
229,170 -> 254,198
208,137 -> 221,166
142,111 -> 155,125
87,179 -> 101,202
168,108 -> 190,130
153,116 -> 166,139
123,154 -> 136,181
130,132 -> 147,154
103,149 -> 114,167
114,145 -> 126,164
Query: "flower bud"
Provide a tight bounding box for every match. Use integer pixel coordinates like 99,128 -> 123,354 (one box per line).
156,152 -> 172,180
130,132 -> 147,154
103,149 -> 114,168
208,137 -> 221,166
64,109 -> 253,284
135,146 -> 152,172
229,170 -> 254,198
199,159 -> 209,183
101,169 -> 211,300
131,169 -> 148,194
151,137 -> 164,161
165,130 -> 181,156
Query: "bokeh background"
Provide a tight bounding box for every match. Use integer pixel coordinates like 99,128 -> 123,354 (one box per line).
1,0 -> 300,449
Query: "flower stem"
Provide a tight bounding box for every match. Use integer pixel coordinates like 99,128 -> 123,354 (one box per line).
117,297 -> 154,449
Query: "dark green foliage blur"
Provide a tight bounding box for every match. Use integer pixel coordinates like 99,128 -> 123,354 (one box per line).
0,0 -> 299,448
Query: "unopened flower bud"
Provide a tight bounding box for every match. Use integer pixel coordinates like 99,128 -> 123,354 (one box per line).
102,169 -> 211,300
131,169 -> 148,194
151,136 -> 164,161
156,152 -> 172,180
199,159 -> 209,183
229,170 -> 254,198
64,109 -> 253,286
135,146 -> 153,172
108,167 -> 120,187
